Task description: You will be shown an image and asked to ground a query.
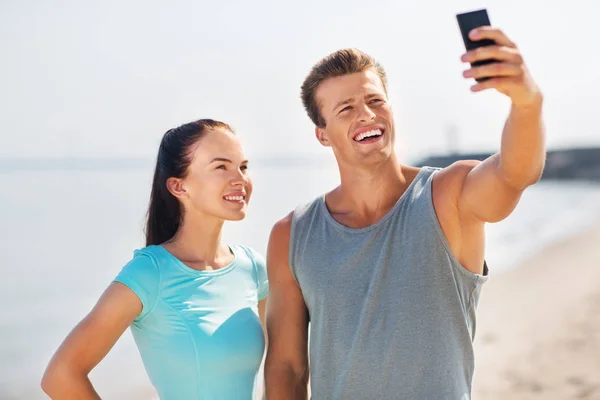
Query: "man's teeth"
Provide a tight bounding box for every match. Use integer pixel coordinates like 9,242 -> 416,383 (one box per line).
355,129 -> 382,141
225,195 -> 244,201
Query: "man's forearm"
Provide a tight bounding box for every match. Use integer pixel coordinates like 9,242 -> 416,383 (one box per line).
265,363 -> 308,400
498,94 -> 546,189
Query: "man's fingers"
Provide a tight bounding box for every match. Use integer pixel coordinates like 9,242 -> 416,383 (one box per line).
463,62 -> 524,80
461,45 -> 523,65
469,76 -> 521,93
469,27 -> 516,48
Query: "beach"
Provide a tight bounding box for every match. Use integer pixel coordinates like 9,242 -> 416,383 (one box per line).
472,221 -> 600,399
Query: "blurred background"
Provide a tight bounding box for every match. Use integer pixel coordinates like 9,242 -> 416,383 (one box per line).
1,0 -> 599,399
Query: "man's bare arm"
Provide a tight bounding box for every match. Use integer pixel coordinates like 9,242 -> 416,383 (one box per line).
456,27 -> 545,224
264,213 -> 310,399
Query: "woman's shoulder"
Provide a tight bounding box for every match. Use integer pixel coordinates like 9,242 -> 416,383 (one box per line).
230,244 -> 265,264
117,246 -> 162,280
230,244 -> 269,299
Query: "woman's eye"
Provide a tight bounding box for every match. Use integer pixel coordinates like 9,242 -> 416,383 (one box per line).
216,165 -> 226,170
240,165 -> 248,171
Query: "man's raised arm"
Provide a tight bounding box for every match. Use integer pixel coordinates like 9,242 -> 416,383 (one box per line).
453,27 -> 546,223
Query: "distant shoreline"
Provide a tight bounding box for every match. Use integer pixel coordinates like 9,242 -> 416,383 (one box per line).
416,146 -> 600,182
0,155 -> 337,171
2,146 -> 600,182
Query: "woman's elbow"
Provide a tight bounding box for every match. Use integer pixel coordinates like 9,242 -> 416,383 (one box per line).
41,364 -> 60,396
41,362 -> 74,397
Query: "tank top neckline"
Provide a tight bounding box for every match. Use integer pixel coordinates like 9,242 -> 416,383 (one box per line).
318,167 -> 431,234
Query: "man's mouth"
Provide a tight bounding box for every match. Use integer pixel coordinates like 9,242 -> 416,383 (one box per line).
353,128 -> 384,143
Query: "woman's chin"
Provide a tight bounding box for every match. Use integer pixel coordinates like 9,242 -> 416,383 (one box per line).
222,208 -> 248,222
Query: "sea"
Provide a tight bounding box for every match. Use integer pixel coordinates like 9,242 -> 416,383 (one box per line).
2,158 -> 600,399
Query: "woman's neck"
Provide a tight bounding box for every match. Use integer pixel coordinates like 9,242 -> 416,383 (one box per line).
162,212 -> 231,270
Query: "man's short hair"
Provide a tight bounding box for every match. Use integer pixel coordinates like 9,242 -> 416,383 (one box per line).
300,48 -> 388,127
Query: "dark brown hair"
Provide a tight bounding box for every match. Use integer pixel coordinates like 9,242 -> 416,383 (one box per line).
145,119 -> 233,246
300,48 -> 388,127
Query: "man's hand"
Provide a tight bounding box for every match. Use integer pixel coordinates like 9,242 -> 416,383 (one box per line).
461,27 -> 542,107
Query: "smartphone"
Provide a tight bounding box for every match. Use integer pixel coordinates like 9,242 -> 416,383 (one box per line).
456,9 -> 495,81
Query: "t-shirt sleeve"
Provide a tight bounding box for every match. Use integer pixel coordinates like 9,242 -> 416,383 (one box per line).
113,252 -> 160,321
249,247 -> 269,301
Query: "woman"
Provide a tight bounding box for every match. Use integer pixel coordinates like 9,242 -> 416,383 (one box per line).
42,119 -> 268,399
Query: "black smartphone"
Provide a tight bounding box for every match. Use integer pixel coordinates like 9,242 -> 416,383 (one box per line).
456,9 -> 495,82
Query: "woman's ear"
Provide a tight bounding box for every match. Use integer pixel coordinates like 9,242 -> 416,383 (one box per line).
166,177 -> 188,199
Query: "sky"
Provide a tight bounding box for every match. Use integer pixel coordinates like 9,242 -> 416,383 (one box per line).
1,0 -> 598,163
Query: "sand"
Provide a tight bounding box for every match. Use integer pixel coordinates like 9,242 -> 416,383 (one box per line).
472,222 -> 600,399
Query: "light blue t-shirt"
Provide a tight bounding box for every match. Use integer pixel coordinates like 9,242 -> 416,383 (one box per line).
113,244 -> 269,400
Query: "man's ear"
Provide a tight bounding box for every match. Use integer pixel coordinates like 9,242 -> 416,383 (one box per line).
315,127 -> 331,147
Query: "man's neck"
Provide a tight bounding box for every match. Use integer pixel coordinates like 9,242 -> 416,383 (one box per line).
330,154 -> 412,224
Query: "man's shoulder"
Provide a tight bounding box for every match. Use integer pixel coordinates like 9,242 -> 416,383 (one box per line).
431,160 -> 482,193
271,211 -> 294,236
429,160 -> 485,226
280,195 -> 324,224
435,159 -> 481,176
270,194 -> 324,240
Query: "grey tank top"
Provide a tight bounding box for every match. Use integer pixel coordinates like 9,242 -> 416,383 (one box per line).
289,167 -> 488,400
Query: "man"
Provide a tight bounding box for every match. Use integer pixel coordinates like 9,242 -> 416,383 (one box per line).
265,26 -> 544,399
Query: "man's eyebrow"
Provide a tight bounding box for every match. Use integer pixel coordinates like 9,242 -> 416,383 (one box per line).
332,97 -> 355,112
